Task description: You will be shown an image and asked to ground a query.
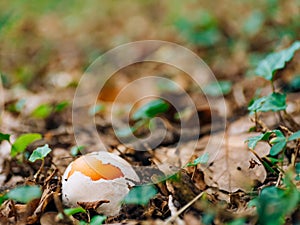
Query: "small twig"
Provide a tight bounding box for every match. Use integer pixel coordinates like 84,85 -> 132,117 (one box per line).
283,110 -> 300,131
164,192 -> 204,224
277,112 -> 287,128
250,116 -> 269,132
167,195 -> 185,225
271,82 -> 276,93
191,166 -> 196,181
44,168 -> 58,184
275,173 -> 283,187
279,125 -> 292,135
254,112 -> 259,131
33,159 -> 45,181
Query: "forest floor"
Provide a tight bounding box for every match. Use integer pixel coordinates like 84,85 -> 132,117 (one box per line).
0,1 -> 300,225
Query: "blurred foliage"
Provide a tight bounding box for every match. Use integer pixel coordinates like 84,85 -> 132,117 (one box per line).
250,175 -> 300,225
0,0 -> 299,88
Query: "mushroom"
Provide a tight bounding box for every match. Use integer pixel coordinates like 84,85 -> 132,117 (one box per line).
62,151 -> 139,216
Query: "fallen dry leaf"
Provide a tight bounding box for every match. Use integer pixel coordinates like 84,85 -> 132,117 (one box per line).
201,132 -> 270,192
77,200 -> 110,211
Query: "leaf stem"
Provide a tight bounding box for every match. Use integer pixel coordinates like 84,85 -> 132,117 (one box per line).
33,159 -> 45,180
271,81 -> 275,93
283,110 -> 300,131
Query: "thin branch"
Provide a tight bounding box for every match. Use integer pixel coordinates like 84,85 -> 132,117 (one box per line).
164,192 -> 204,224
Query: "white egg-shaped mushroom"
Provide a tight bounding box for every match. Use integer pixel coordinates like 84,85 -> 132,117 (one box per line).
62,151 -> 139,216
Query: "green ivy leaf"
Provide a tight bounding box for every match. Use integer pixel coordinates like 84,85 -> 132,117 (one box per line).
185,152 -> 209,167
242,10 -> 264,36
70,145 -> 85,156
248,92 -> 286,113
31,104 -> 53,119
90,215 -> 107,225
123,185 -> 157,206
288,130 -> 300,141
255,41 -> 300,81
6,185 -> 42,203
295,163 -> 300,174
54,101 -> 69,112
246,131 -> 273,150
268,130 -> 286,156
253,183 -> 300,225
175,12 -> 221,47
272,130 -> 286,139
29,144 -> 52,162
203,80 -> 232,97
226,218 -> 246,225
132,99 -> 169,121
11,133 -> 42,157
64,207 -> 86,216
0,194 -> 7,206
0,132 -> 10,143
270,141 -> 286,156
296,164 -> 300,180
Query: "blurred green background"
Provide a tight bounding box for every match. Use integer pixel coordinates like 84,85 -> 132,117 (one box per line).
0,0 -> 299,88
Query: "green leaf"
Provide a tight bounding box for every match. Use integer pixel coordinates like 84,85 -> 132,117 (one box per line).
202,212 -> 215,225
29,144 -> 52,162
190,28 -> 221,47
295,163 -> 300,181
270,141 -> 286,156
6,185 -> 42,203
255,41 -> 300,81
248,92 -> 286,113
203,80 -> 232,97
226,218 -> 246,225
295,163 -> 300,174
267,156 -> 282,164
284,75 -> 300,92
64,207 -> 86,216
288,130 -> 300,141
90,215 -> 107,225
246,131 -> 273,150
0,194 -> 7,206
70,145 -> 85,156
262,160 -> 277,174
115,126 -> 136,138
54,101 -> 69,112
242,10 -> 264,36
253,183 -> 300,225
267,130 -> 287,156
132,99 -> 169,120
0,132 -> 10,143
11,133 -> 42,157
175,12 -> 221,47
123,185 -> 157,206
31,104 -> 53,119
272,130 -> 285,139
185,153 -> 209,167
7,99 -> 26,113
